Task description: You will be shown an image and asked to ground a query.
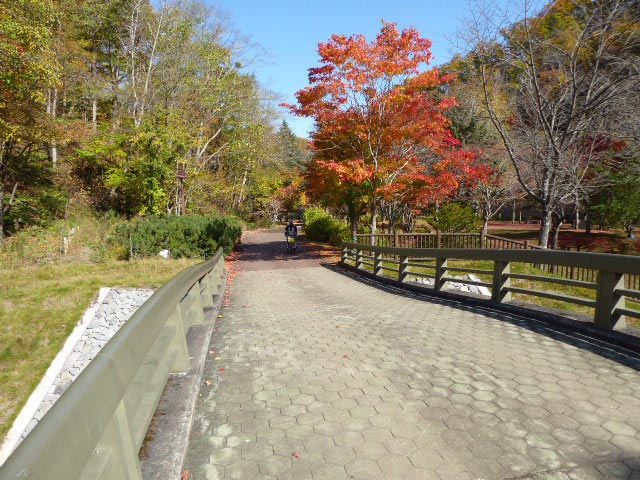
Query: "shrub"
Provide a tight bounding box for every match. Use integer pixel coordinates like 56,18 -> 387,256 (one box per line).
304,208 -> 350,246
427,203 -> 478,233
114,215 -> 242,259
303,207 -> 326,226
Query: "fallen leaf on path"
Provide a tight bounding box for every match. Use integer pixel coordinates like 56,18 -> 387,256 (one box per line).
181,470 -> 190,480
204,380 -> 213,386
208,350 -> 215,355
217,314 -> 223,318
292,451 -> 301,458
219,367 -> 225,372
214,357 -> 222,360
343,354 -> 350,359
336,325 -> 343,328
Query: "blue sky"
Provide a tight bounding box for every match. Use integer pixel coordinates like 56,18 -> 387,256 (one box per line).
218,0 -> 474,137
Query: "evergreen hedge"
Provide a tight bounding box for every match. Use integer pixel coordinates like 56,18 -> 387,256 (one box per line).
115,215 -> 242,259
427,203 -> 479,233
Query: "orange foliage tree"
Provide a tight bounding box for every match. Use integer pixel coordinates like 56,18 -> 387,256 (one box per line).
285,21 -> 487,237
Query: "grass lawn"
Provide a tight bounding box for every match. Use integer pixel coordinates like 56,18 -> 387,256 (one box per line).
0,257 -> 198,440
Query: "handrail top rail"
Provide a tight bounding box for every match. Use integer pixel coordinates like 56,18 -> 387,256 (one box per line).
343,242 -> 640,274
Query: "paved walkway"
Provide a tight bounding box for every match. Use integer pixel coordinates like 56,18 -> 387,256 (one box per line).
183,229 -> 640,480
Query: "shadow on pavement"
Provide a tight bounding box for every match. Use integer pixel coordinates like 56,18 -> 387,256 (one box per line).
234,234 -> 339,269
323,263 -> 640,373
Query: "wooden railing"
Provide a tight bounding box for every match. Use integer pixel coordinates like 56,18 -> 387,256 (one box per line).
0,250 -> 226,480
355,231 -> 539,249
354,232 -> 640,291
342,242 -> 640,331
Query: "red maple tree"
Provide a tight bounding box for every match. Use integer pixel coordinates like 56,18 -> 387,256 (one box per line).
285,21 -> 487,236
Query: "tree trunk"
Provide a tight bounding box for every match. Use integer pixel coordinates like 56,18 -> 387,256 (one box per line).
92,98 -> 98,131
369,202 -> 377,245
50,141 -> 58,166
512,200 -> 516,223
111,93 -> 119,131
483,217 -> 489,232
350,214 -> 358,240
48,88 -> 58,166
550,215 -> 562,250
237,167 -> 249,206
230,174 -> 239,208
539,209 -> 553,249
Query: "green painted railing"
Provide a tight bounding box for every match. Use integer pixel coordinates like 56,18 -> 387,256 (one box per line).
0,249 -> 225,480
342,242 -> 640,330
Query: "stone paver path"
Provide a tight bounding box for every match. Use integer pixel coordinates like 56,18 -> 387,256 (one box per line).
184,229 -> 640,480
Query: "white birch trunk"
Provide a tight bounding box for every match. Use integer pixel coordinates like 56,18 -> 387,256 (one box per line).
92,98 -> 98,131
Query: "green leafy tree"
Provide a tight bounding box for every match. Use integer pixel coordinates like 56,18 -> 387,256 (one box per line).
0,0 -> 59,242
1,0 -> 310,241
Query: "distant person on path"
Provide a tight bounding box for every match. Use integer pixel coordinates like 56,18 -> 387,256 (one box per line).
285,219 -> 298,253
285,219 -> 298,239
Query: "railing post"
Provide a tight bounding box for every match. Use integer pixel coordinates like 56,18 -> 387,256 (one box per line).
435,257 -> 447,291
398,255 -> 409,283
436,231 -> 442,249
198,274 -> 215,309
341,246 -> 348,264
191,284 -> 206,326
111,401 -> 144,480
356,248 -> 364,270
595,271 -> 626,330
480,228 -> 486,248
374,251 -> 384,276
524,240 -> 529,250
492,259 -> 512,303
208,264 -> 222,294
394,231 -> 399,247
169,304 -> 191,373
179,286 -> 204,328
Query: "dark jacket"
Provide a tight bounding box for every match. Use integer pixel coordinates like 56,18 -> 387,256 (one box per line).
285,224 -> 297,237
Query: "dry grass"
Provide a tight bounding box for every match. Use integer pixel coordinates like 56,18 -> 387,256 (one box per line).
0,257 -> 198,439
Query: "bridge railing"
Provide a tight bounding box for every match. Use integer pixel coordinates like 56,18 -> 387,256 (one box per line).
354,232 -> 640,291
355,231 -> 539,249
342,242 -> 640,330
0,249 -> 226,480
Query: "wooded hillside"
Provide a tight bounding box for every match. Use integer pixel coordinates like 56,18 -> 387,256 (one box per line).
0,0 -> 307,245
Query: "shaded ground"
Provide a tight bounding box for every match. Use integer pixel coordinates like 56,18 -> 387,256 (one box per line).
183,229 -> 640,480
231,229 -> 340,271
